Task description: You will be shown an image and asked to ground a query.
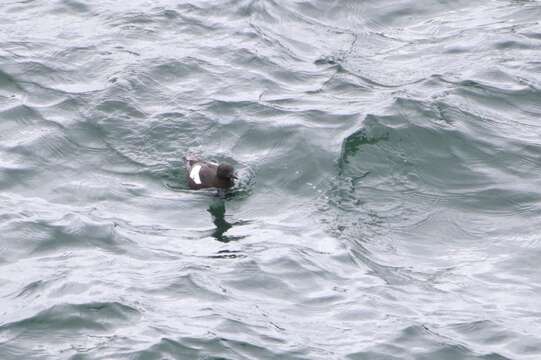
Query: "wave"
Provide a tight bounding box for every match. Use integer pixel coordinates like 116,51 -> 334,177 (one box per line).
1,0 -> 541,359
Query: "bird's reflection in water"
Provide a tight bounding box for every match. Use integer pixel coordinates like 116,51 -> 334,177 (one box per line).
207,199 -> 248,243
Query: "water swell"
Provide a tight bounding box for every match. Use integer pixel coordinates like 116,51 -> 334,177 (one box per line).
1,0 -> 541,359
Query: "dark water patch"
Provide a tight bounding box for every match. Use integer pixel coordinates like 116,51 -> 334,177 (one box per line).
130,337 -> 203,360
380,324 -> 511,360
448,320 -> 512,347
0,104 -> 44,126
155,272 -> 230,301
95,99 -> 146,119
207,200 -> 248,242
0,69 -> 24,96
0,165 -> 36,192
55,0 -> 91,14
494,39 -> 533,50
324,88 -> 541,281
340,127 -> 389,169
0,215 -> 126,260
149,58 -> 212,85
127,335 -> 306,360
521,31 -> 541,40
0,302 -> 139,334
4,61 -> 71,87
451,81 -> 541,124
338,99 -> 541,201
227,47 -> 281,71
5,0 -> 40,15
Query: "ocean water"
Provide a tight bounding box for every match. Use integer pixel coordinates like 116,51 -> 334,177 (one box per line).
1,0 -> 541,359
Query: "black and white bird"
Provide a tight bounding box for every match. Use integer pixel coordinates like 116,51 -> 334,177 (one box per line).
184,156 -> 237,190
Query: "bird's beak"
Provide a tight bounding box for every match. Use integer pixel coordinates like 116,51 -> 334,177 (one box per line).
231,174 -> 238,180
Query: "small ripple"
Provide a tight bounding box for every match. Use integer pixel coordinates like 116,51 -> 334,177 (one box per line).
345,323 -> 512,359
0,302 -> 139,333
128,335 -> 307,360
0,104 -> 44,125
0,212 -> 132,261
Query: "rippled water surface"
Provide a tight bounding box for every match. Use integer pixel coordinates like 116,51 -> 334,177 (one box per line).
1,0 -> 541,359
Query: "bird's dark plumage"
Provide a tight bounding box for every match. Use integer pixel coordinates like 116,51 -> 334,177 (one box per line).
184,156 -> 237,190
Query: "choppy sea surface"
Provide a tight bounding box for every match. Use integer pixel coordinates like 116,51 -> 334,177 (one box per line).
1,0 -> 541,359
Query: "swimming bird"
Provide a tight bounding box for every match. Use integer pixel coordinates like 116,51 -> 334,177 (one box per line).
184,156 -> 237,190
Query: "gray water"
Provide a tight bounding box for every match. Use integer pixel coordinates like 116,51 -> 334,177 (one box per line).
1,0 -> 541,359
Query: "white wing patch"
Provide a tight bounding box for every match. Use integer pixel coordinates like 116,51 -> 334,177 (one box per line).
190,164 -> 202,185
